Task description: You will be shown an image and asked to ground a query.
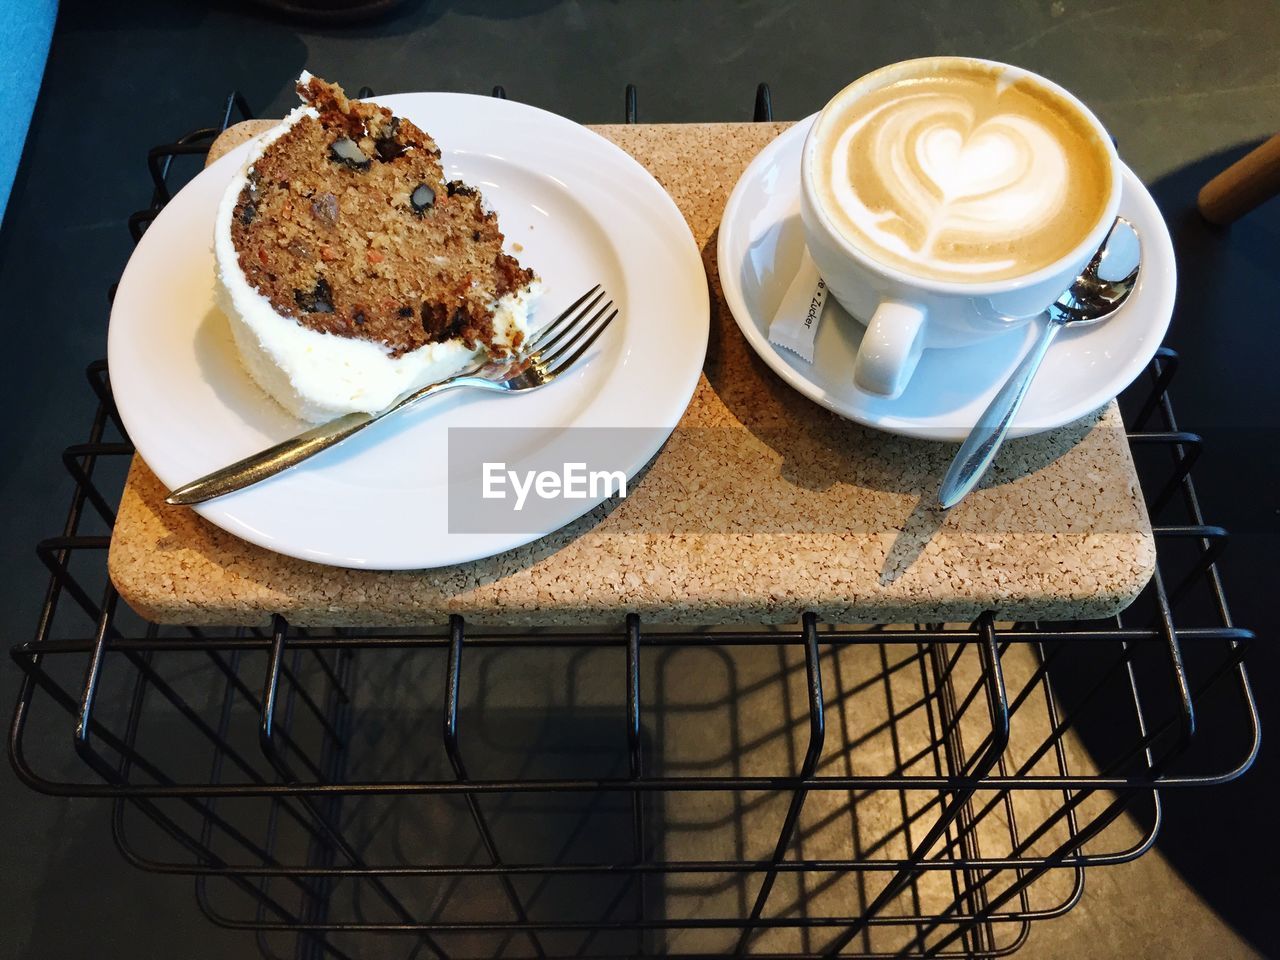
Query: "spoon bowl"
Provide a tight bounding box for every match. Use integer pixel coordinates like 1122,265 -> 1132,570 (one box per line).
1046,218 -> 1142,326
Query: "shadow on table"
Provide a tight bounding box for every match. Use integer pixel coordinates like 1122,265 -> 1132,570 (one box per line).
1048,138 -> 1280,959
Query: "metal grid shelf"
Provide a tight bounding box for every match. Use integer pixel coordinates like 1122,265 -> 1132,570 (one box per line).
7,85 -> 1258,960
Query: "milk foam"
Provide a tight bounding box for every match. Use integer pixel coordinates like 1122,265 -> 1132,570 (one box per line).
812,64 -> 1112,283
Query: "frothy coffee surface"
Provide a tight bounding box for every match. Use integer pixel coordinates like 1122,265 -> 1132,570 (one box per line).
812,62 -> 1113,283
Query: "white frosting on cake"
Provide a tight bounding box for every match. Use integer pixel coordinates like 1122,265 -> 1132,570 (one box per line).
820,92 -> 1073,279
213,101 -> 539,424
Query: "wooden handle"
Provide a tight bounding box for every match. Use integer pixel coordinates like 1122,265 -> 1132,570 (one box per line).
1198,133 -> 1280,225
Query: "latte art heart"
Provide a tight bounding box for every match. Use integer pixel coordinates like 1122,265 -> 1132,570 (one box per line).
812,64 -> 1113,283
916,121 -> 1029,204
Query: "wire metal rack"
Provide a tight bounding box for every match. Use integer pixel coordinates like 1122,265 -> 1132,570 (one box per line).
7,85 -> 1259,960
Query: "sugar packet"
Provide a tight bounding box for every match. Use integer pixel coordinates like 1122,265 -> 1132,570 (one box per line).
767,249 -> 827,363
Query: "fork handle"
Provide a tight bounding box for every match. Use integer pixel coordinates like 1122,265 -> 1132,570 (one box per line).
165,379 -> 462,506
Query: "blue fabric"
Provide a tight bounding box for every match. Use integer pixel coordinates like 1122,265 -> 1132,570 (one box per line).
0,0 -> 57,226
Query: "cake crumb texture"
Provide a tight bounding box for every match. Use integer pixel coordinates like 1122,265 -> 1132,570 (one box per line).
229,75 -> 533,357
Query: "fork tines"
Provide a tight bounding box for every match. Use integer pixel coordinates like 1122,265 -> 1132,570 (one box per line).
527,285 -> 618,374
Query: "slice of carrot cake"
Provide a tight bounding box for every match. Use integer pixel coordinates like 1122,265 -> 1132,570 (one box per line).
213,72 -> 540,422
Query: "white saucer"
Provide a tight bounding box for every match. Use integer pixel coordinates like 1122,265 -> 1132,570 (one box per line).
716,116 -> 1176,441
108,93 -> 708,570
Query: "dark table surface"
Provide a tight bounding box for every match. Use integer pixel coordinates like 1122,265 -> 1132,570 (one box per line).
1,1 -> 1277,957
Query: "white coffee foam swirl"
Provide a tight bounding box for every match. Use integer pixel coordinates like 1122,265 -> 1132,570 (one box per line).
822,89 -> 1075,279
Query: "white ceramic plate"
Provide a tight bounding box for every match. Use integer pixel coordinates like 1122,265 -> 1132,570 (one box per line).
109,93 -> 708,569
717,116 -> 1176,441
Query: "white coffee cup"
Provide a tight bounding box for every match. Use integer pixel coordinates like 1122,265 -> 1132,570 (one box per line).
799,57 -> 1122,398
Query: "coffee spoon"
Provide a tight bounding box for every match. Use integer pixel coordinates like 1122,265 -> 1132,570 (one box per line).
937,217 -> 1141,509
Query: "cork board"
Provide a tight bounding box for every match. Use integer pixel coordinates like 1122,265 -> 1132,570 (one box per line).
107,119 -> 1155,627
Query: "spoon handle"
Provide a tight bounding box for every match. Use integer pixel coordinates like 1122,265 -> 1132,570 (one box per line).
938,317 -> 1064,509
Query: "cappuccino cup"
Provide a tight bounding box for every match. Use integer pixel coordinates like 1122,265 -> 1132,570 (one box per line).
800,57 -> 1122,398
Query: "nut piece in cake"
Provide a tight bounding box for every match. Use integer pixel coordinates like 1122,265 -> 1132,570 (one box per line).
213,73 -> 541,422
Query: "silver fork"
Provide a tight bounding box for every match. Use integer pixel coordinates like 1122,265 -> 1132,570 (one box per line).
166,286 -> 618,506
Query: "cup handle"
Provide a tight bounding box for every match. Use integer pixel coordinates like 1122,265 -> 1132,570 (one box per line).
853,300 -> 927,398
